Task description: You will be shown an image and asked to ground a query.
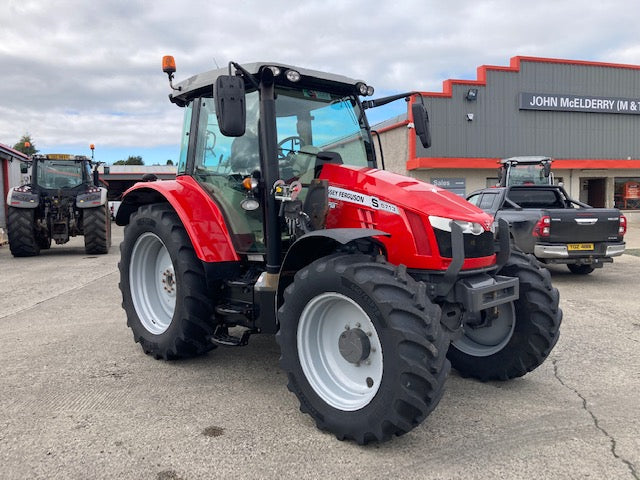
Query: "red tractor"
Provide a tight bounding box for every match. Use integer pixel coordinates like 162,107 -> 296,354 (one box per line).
116,57 -> 561,444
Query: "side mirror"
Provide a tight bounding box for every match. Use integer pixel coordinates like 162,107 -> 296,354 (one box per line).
214,75 -> 246,137
412,104 -> 431,148
20,163 -> 28,174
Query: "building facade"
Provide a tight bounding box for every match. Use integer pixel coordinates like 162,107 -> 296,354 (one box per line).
377,56 -> 640,209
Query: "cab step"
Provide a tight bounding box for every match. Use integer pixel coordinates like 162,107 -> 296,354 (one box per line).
210,325 -> 251,347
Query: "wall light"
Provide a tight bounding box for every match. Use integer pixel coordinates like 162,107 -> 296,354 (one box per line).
466,88 -> 478,101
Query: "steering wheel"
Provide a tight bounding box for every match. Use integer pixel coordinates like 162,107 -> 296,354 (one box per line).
205,130 -> 217,157
277,136 -> 303,160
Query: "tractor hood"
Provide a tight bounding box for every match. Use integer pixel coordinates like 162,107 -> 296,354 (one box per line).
321,164 -> 493,228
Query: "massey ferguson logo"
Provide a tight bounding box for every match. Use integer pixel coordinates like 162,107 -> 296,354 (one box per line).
328,186 -> 400,215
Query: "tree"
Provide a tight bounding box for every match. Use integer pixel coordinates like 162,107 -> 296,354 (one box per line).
113,155 -> 144,166
166,159 -> 174,166
13,134 -> 38,156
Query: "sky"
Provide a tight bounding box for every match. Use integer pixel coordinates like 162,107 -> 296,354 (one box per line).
2,0 -> 640,165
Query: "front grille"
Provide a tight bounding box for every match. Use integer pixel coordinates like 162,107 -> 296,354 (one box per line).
434,230 -> 495,258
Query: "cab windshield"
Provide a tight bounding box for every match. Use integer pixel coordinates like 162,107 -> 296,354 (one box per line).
36,160 -> 85,189
191,87 -> 373,179
507,164 -> 551,186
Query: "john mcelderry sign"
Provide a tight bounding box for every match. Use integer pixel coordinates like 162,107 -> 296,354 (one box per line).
519,92 -> 640,115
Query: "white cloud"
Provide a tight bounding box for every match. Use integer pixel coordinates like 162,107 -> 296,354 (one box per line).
1,0 -> 639,160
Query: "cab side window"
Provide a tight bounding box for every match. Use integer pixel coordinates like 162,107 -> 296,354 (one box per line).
478,193 -> 498,211
467,194 -> 481,206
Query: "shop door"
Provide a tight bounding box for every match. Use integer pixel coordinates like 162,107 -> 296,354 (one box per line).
587,178 -> 606,208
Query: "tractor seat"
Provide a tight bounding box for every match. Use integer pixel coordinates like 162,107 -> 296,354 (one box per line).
313,151 -> 343,177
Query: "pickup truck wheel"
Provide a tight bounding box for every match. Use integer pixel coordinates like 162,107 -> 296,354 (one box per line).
567,264 -> 595,275
7,207 -> 40,257
448,250 -> 561,381
119,203 -> 216,359
277,254 -> 449,444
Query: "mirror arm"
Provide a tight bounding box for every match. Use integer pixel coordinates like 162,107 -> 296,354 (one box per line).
230,62 -> 260,90
362,91 -> 422,109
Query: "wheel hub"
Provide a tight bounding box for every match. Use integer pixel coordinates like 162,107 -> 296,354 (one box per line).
338,328 -> 371,364
162,268 -> 175,294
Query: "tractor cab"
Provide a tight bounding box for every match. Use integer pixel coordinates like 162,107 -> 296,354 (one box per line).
183,76 -> 376,254
30,154 -> 94,192
498,156 -> 554,187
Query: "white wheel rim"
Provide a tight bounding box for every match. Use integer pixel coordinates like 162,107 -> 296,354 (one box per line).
297,292 -> 383,411
129,232 -> 176,335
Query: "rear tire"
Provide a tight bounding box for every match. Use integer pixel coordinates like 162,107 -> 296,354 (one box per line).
119,203 -> 217,359
567,264 -> 595,275
447,250 -> 562,381
84,204 -> 111,254
7,207 -> 40,257
277,254 -> 449,444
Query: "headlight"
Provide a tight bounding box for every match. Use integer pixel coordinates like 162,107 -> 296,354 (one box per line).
266,66 -> 281,76
429,215 -> 486,236
285,69 -> 301,82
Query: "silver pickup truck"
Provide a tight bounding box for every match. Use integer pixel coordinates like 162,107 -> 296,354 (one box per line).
467,185 -> 626,274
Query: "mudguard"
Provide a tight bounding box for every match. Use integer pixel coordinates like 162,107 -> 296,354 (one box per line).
76,187 -> 108,208
116,176 -> 238,263
6,188 -> 39,208
276,228 -> 389,307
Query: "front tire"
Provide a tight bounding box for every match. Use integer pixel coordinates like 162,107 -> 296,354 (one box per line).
84,204 -> 111,254
119,203 -> 216,359
277,254 -> 449,444
7,207 -> 40,257
448,250 -> 562,381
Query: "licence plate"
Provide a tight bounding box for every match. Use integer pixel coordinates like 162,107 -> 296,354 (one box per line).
568,243 -> 594,251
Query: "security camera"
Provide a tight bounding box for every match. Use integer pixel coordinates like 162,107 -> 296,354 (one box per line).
466,113 -> 474,121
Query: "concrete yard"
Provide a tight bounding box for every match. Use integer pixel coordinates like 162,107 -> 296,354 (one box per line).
0,222 -> 638,480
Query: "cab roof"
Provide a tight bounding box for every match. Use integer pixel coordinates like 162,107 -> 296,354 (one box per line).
169,62 -> 367,106
31,154 -> 91,162
501,156 -> 552,165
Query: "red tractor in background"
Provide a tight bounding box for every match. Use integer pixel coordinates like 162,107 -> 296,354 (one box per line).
116,57 -> 562,444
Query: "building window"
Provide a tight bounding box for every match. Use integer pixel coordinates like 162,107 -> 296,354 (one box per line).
614,177 -> 640,209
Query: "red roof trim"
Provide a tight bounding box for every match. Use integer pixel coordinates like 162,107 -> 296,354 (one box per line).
373,119 -> 409,135
0,143 -> 29,160
408,157 -> 640,170
420,55 -> 640,98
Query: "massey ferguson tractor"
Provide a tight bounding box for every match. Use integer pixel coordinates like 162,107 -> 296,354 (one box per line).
116,57 -> 562,444
6,153 -> 111,256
